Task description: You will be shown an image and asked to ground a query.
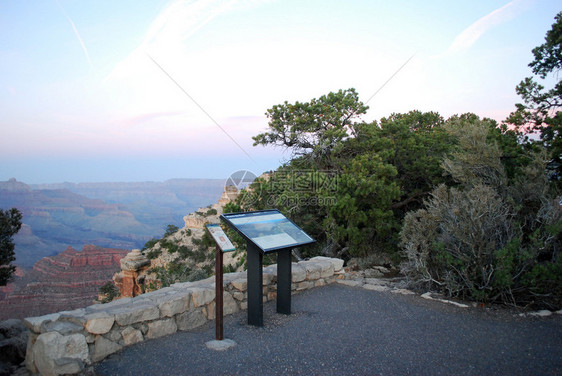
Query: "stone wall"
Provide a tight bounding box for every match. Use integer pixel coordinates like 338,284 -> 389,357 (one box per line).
24,257 -> 344,375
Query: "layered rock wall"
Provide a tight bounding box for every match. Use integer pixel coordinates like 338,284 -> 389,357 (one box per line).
24,257 -> 344,375
0,246 -> 128,320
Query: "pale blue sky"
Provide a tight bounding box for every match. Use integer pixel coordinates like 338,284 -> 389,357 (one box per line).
0,0 -> 560,183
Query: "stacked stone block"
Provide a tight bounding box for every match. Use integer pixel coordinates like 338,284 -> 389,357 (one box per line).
24,256 -> 344,375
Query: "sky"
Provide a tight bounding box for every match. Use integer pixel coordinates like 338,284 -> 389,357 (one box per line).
0,0 -> 560,184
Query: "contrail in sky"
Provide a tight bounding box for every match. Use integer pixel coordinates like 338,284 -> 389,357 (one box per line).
446,0 -> 529,55
55,0 -> 94,70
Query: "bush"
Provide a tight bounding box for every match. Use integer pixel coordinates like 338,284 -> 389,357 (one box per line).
98,281 -> 119,303
164,224 -> 179,237
142,238 -> 160,251
400,119 -> 562,309
206,208 -> 217,215
178,245 -> 192,259
146,248 -> 162,260
400,184 -> 513,300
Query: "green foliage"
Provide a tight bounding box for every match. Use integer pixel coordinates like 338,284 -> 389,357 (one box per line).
401,118 -> 562,309
223,202 -> 242,214
206,208 -> 217,215
98,281 -> 119,303
0,208 -> 22,286
178,245 -> 192,259
224,264 -> 237,273
326,152 -> 401,256
142,238 -> 160,251
505,12 -> 562,185
146,248 -> 162,260
248,95 -> 456,260
151,261 -> 209,288
253,88 -> 368,167
164,224 -> 179,237
201,229 -> 215,248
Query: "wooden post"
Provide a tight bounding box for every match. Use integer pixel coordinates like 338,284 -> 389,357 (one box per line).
215,245 -> 224,340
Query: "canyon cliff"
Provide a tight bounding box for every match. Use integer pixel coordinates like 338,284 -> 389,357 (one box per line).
0,245 -> 128,320
0,178 -> 225,267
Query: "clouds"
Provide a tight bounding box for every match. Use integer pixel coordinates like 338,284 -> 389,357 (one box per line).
1,0 -> 558,183
55,0 -> 93,70
446,0 -> 531,55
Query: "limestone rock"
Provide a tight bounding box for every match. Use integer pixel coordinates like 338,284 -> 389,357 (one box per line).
176,309 -> 207,331
85,312 -> 115,335
364,268 -> 384,278
93,335 -> 122,362
363,284 -> 389,292
336,279 -> 363,287
33,332 -> 88,376
157,292 -> 190,317
232,291 -> 245,301
120,249 -> 150,272
146,318 -> 177,339
296,281 -> 314,291
183,214 -> 207,230
25,332 -> 38,373
218,185 -> 239,205
263,272 -> 275,286
231,279 -> 247,292
301,261 -> 322,280
311,256 -> 344,272
41,320 -> 83,336
121,327 -> 143,346
112,302 -> 160,326
291,264 -> 306,283
205,338 -> 236,351
191,287 -> 215,307
223,292 -> 239,315
24,313 -> 61,334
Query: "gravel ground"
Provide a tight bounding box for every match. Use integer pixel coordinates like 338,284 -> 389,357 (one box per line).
95,284 -> 562,376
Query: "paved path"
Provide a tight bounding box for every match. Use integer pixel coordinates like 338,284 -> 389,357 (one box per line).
95,284 -> 562,376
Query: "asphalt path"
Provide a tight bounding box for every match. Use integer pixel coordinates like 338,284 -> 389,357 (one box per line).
95,284 -> 562,376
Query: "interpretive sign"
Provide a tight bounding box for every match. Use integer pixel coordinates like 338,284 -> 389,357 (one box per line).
221,209 -> 315,327
220,210 -> 314,253
206,224 -> 235,252
205,224 -> 237,341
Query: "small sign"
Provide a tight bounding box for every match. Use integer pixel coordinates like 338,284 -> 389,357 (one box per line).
206,224 -> 236,252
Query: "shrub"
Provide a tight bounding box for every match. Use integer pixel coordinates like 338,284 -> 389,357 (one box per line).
206,208 -> 217,215
178,245 -> 192,259
142,238 -> 160,251
400,184 -> 513,300
164,224 -> 179,237
400,118 -> 562,309
98,281 -> 119,303
146,248 -> 162,260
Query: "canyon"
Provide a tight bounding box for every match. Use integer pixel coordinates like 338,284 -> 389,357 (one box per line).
0,245 -> 128,321
0,178 -> 225,268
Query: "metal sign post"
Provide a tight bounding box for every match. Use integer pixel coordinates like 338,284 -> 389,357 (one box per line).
215,244 -> 223,340
220,209 -> 315,327
205,224 -> 235,342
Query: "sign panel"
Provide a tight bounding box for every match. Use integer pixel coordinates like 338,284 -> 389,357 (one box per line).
205,224 -> 236,252
220,209 -> 315,253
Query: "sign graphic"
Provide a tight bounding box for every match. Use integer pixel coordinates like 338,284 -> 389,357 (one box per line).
206,224 -> 236,252
221,209 -> 314,253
